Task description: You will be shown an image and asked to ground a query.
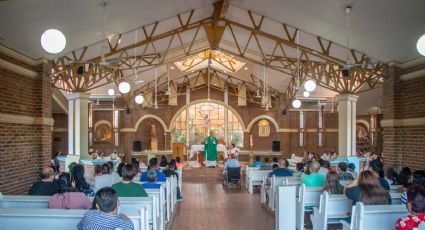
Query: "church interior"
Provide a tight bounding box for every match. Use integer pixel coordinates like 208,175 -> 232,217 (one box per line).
0,0 -> 425,229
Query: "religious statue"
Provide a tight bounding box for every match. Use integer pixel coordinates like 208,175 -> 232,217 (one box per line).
150,121 -> 158,151
199,110 -> 210,137
203,130 -> 218,168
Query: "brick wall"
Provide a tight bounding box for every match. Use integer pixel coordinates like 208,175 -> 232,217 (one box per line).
382,65 -> 425,171
0,56 -> 52,195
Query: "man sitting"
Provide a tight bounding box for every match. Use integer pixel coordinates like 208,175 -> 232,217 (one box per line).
224,154 -> 241,173
28,166 -> 58,196
251,156 -> 263,167
337,162 -> 354,185
140,158 -> 166,182
142,170 -> 162,189
301,161 -> 325,187
268,159 -> 293,178
78,187 -> 134,230
94,163 -> 118,193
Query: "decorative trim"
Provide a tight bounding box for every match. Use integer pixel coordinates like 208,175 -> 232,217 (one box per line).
275,128 -> 338,133
120,114 -> 169,133
400,68 -> 425,81
391,57 -> 425,69
381,117 -> 425,127
246,115 -> 279,132
94,120 -> 112,130
53,128 -> 68,132
356,119 -> 370,130
0,59 -> 38,79
0,44 -> 43,66
0,113 -> 54,126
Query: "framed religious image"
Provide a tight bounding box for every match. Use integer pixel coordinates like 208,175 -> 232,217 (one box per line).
94,123 -> 112,142
258,119 -> 270,137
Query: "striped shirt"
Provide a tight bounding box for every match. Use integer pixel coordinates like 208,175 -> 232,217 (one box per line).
77,210 -> 134,230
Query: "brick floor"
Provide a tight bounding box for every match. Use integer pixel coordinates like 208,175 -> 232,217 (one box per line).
171,182 -> 275,230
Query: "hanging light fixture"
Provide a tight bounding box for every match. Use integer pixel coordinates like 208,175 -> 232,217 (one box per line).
417,34 -> 425,56
304,80 -> 317,92
292,99 -> 302,108
107,89 -> 115,96
118,82 -> 130,94
303,91 -> 310,97
40,1 -> 66,53
135,95 -> 144,104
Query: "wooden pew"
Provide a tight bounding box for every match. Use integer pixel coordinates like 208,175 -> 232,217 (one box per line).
275,185 -> 297,230
0,194 -> 158,230
145,186 -> 166,230
296,184 -> 323,230
310,192 -> 404,230
0,207 -> 149,230
340,202 -> 408,230
245,167 -> 271,194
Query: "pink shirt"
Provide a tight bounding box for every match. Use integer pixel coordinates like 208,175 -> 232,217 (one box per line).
48,192 -> 91,209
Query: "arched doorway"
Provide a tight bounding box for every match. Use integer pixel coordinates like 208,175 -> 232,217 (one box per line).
171,101 -> 244,147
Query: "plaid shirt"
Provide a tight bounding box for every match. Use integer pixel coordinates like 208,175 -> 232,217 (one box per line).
77,210 -> 134,230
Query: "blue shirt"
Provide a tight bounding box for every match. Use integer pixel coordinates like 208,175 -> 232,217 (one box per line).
77,210 -> 134,230
143,183 -> 161,189
140,169 -> 166,182
224,159 -> 240,170
251,161 -> 263,167
269,168 -> 293,177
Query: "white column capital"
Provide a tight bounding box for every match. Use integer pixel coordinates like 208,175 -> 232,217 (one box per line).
336,94 -> 359,102
67,92 -> 91,100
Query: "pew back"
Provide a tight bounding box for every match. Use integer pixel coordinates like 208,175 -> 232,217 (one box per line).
354,202 -> 408,230
296,184 -> 323,230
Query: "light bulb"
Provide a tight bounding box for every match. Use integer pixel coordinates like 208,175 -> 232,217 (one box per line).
40,29 -> 66,54
304,80 -> 317,92
303,91 -> 310,97
107,89 -> 115,96
292,99 -> 302,108
135,95 -> 144,104
417,34 -> 425,56
118,82 -> 130,94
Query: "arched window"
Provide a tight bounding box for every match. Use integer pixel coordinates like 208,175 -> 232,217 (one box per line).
258,119 -> 270,137
172,102 -> 244,147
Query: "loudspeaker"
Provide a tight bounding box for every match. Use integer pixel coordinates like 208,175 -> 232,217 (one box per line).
272,141 -> 280,152
77,65 -> 84,75
342,68 -> 350,77
133,141 -> 142,152
126,107 -> 131,114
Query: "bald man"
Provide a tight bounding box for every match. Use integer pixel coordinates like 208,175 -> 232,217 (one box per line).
28,166 -> 58,195
301,161 -> 325,187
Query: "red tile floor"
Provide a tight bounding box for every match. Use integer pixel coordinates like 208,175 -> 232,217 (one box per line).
170,182 -> 275,230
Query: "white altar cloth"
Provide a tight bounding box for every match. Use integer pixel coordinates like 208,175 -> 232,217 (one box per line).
189,144 -> 228,159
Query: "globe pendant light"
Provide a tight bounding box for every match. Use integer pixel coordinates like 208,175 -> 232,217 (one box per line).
40,29 -> 66,54
107,89 -> 115,96
304,80 -> 317,92
303,91 -> 310,97
292,99 -> 302,108
135,95 -> 144,104
118,82 -> 130,94
417,34 -> 425,56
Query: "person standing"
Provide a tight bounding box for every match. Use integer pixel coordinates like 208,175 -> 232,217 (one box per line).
204,130 -> 218,168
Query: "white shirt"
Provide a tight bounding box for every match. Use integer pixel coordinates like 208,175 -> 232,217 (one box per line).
94,174 -> 117,192
318,167 -> 329,177
230,147 -> 240,156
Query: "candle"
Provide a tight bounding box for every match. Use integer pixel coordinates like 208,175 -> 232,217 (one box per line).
249,134 -> 253,147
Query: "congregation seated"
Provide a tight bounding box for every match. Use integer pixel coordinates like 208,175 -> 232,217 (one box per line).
48,172 -> 91,209
71,164 -> 94,197
261,157 -> 271,168
396,185 -> 425,230
293,162 -> 304,177
271,157 -> 279,167
318,159 -> 329,177
301,161 -> 325,187
159,155 -> 168,168
401,170 -> 425,205
117,162 -> 125,177
322,171 -> 344,194
28,166 -> 58,196
337,162 -> 354,185
268,159 -> 293,178
112,164 -> 148,197
347,163 -> 357,179
224,154 -> 240,171
163,159 -> 179,179
143,170 -> 162,189
399,167 -> 413,192
78,187 -> 134,230
94,163 -> 120,193
140,158 -> 166,182
386,167 -> 400,185
344,170 -> 391,205
175,157 -> 184,168
93,164 -> 102,177
369,159 -> 390,190
251,156 -> 263,167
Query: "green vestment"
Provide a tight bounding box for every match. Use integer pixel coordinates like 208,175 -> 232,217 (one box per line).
203,136 -> 218,161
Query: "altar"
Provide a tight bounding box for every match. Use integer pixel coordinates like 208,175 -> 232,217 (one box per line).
189,144 -> 228,160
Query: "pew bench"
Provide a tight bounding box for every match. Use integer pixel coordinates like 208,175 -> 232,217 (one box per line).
245,167 -> 271,194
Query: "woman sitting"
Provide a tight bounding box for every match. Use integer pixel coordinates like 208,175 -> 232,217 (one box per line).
344,170 -> 391,205
323,171 -> 344,195
48,173 -> 91,209
396,185 -> 425,230
401,170 -> 425,205
71,164 -> 94,197
112,164 -> 148,197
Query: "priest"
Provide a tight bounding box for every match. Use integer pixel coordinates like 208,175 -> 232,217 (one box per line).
204,130 -> 218,168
